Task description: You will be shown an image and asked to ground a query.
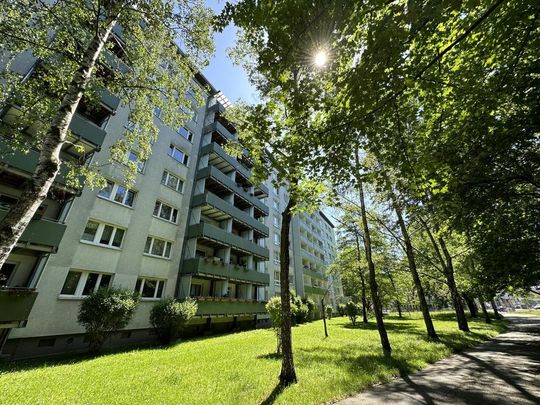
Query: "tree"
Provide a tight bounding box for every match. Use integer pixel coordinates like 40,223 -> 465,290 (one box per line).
266,297 -> 284,355
345,301 -> 361,326
77,287 -> 139,353
150,298 -> 198,345
0,0 -> 214,267
219,0 -> 337,385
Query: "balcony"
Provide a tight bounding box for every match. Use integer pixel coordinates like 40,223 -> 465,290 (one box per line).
0,209 -> 67,251
304,285 -> 327,296
194,298 -> 267,317
192,192 -> 269,237
183,258 -> 269,285
207,102 -> 226,115
197,166 -> 269,216
204,121 -> 235,143
0,138 -> 71,188
98,89 -> 121,112
188,222 -> 269,259
303,267 -> 327,281
0,288 -> 38,327
69,113 -> 107,148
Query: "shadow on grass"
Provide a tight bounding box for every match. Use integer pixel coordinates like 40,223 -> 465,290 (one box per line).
257,352 -> 282,360
259,381 -> 289,405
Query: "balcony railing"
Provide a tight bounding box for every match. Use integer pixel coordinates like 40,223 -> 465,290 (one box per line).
188,222 -> 269,259
304,285 -> 327,296
194,297 -> 267,316
0,209 -> 66,250
192,192 -> 269,237
0,288 -> 38,326
183,257 -> 270,285
197,166 -> 269,216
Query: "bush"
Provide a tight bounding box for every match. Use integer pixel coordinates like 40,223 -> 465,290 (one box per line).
266,297 -> 282,354
150,298 -> 198,345
337,303 -> 346,317
77,288 -> 139,353
303,297 -> 316,320
345,301 -> 361,326
325,305 -> 333,319
293,303 -> 310,324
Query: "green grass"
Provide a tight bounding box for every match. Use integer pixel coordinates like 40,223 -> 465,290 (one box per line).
0,312 -> 506,405
511,309 -> 540,317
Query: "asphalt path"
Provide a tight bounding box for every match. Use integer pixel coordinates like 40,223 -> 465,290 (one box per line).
337,315 -> 540,405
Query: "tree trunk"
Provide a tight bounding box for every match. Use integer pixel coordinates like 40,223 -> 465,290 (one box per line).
353,228 -> 368,323
321,298 -> 328,337
491,299 -> 501,319
463,294 -> 478,318
386,270 -> 402,319
0,15 -> 119,268
279,197 -> 297,385
438,237 -> 469,332
391,197 -> 438,339
418,216 -> 469,332
355,150 -> 391,353
479,297 -> 492,324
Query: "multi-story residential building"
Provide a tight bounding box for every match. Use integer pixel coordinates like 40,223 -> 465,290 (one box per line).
0,50 -> 342,359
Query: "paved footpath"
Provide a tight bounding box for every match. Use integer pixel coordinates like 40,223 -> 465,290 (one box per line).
337,315 -> 540,405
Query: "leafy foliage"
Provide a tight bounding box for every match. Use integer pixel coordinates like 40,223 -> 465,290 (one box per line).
150,298 -> 198,345
345,301 -> 361,326
77,287 -> 139,353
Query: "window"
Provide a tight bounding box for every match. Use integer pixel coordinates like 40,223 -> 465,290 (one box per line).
273,251 -> 280,265
144,236 -> 172,259
168,144 -> 189,165
274,270 -> 280,284
98,180 -> 135,207
127,151 -> 146,172
274,234 -> 280,246
153,201 -> 178,223
273,199 -> 280,210
154,106 -> 162,118
134,277 -> 165,299
81,220 -> 125,248
177,126 -> 193,142
273,215 -> 280,228
161,171 -> 184,192
60,270 -> 112,297
190,283 -> 202,297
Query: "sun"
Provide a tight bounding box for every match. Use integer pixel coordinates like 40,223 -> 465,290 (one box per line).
314,50 -> 328,67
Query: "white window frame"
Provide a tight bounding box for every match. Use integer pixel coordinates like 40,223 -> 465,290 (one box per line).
274,234 -> 280,246
273,251 -> 280,265
80,220 -> 126,249
97,180 -> 136,207
153,200 -> 179,224
59,270 -> 113,298
135,277 -> 166,300
177,126 -> 193,142
144,236 -> 173,259
273,216 -> 280,228
161,171 -> 184,193
168,144 -> 189,165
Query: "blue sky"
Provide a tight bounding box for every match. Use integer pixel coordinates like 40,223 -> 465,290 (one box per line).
202,1 -> 258,104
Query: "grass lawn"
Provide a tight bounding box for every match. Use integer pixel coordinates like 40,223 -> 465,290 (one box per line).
0,312 -> 506,405
510,310 -> 540,317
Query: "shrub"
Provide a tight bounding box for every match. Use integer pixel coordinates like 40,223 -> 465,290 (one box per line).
325,305 -> 333,319
293,303 -> 310,324
345,301 -> 361,326
337,303 -> 346,317
77,288 -> 139,353
266,297 -> 282,354
150,298 -> 198,345
303,297 -> 316,320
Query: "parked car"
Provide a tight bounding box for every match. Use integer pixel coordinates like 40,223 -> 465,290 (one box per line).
533,303 -> 540,310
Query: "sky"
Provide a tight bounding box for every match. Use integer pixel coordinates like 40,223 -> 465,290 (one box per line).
202,1 -> 258,104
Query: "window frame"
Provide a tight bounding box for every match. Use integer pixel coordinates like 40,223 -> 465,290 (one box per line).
97,180 -> 136,208
59,270 -> 113,298
153,200 -> 179,224
80,219 -> 126,249
177,126 -> 193,142
143,236 -> 173,259
134,277 -> 165,300
127,150 -> 146,173
168,144 -> 189,165
161,171 -> 184,193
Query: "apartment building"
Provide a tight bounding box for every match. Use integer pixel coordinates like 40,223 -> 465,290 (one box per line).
0,45 -> 341,360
